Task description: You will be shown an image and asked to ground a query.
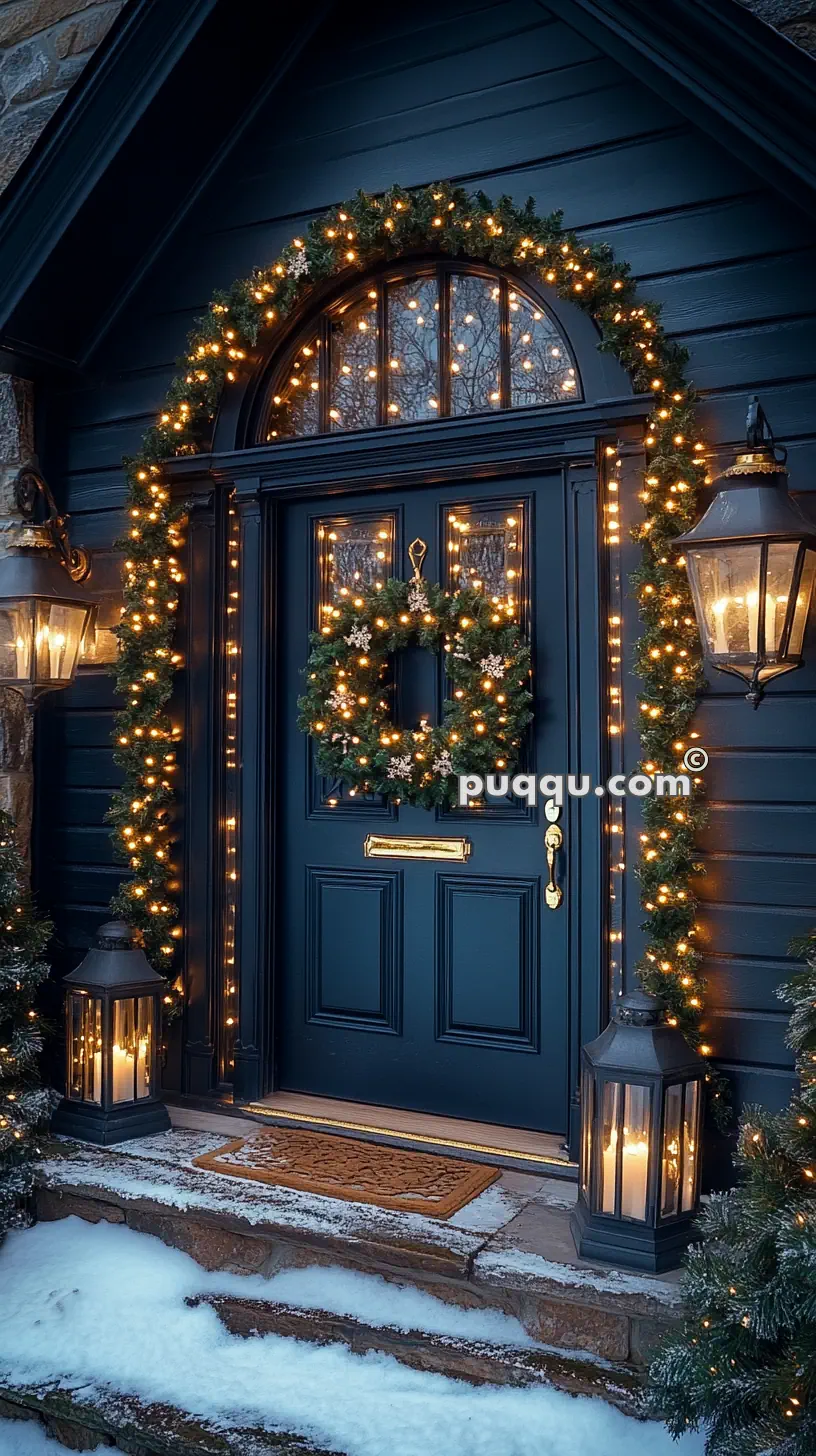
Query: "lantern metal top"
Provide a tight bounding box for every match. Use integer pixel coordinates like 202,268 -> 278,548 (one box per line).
0,545 -> 93,609
676,396 -> 816,552
583,988 -> 705,1079
63,919 -> 166,992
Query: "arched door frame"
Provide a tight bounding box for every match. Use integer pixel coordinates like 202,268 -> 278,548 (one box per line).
168,276 -> 651,1151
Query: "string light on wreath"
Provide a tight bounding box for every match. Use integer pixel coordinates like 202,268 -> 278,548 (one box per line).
111,181 -> 715,1068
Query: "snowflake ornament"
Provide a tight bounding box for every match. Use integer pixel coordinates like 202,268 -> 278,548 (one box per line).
288,248 -> 309,280
327,689 -> 349,712
479,653 -> 506,679
432,751 -> 453,778
387,754 -> 414,781
345,623 -> 372,651
407,582 -> 429,615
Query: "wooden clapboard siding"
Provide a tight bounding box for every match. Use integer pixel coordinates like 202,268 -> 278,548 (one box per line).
36,0 -> 816,1113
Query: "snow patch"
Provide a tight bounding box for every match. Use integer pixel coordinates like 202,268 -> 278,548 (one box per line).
447,1180 -> 526,1232
0,1218 -> 702,1456
41,1143 -> 481,1251
475,1247 -> 683,1306
0,1417 -> 81,1456
205,1262 -> 535,1346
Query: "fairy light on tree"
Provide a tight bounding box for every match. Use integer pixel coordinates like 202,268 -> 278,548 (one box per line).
649,939 -> 816,1452
0,808 -> 55,1241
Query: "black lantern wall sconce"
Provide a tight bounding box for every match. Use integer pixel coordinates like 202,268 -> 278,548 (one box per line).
0,465 -> 97,705
676,398 -> 816,707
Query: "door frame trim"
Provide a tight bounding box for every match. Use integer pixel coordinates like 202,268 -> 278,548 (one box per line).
168,398 -> 650,1113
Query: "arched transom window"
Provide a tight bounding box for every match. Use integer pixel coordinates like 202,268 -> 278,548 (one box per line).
263,262 -> 581,441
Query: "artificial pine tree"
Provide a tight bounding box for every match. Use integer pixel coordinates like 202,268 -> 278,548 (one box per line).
0,806 -> 55,1242
649,945 -> 816,1454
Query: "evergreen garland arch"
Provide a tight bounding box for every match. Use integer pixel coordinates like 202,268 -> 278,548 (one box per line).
111,180 -> 711,1057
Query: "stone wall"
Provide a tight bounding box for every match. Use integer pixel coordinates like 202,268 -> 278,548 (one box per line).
0,0 -> 126,192
739,0 -> 816,55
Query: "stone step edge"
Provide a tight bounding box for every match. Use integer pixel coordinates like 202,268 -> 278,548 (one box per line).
35,1179 -> 683,1321
0,1381 -> 334,1456
190,1293 -> 646,1416
35,1185 -> 679,1368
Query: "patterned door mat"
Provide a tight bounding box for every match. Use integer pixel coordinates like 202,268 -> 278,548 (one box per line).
192,1127 -> 499,1218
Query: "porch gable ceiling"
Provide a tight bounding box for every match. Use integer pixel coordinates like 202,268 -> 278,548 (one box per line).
1,0 -> 816,374
0,0 -> 335,374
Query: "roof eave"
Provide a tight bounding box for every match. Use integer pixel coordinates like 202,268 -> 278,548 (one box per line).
552,0 -> 816,220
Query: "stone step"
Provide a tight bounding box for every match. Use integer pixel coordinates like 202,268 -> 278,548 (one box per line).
188,1291 -> 644,1413
0,1383 -> 333,1455
35,1134 -> 683,1378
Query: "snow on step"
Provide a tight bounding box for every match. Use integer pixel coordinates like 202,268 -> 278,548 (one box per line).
0,1218 -> 704,1456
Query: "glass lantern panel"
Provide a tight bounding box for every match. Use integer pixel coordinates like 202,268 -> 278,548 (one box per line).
686,544 -> 763,664
787,548 -> 816,657
682,1079 -> 700,1212
600,1080 -> 621,1215
449,273 -> 502,416
661,1082 -> 684,1219
67,993 -> 103,1103
111,996 -> 153,1103
386,275 -> 440,424
764,542 -> 800,655
621,1084 -> 651,1222
329,291 -> 380,431
508,289 -> 580,406
0,600 -> 33,684
34,601 -> 88,683
580,1064 -> 593,1198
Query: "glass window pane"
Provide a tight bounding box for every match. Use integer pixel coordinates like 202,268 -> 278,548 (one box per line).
449,273 -> 501,416
445,502 -> 523,616
789,549 -> 816,656
316,514 -> 395,624
329,291 -> 379,431
386,276 -> 440,423
687,544 -> 763,662
509,289 -> 580,405
661,1082 -> 683,1219
67,994 -> 102,1103
266,334 -> 321,439
600,1080 -> 621,1214
621,1083 -> 651,1222
682,1080 -> 700,1212
112,997 -> 152,1104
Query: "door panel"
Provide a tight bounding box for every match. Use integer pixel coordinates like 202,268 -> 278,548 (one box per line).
278,471 -> 578,1133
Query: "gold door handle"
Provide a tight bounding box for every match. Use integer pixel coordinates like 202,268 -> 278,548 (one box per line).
544,823 -> 563,909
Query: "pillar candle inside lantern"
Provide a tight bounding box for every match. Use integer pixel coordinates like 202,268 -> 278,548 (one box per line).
111,997 -> 152,1103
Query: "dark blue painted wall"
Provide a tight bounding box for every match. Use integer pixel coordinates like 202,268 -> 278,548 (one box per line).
35,0 -> 816,1113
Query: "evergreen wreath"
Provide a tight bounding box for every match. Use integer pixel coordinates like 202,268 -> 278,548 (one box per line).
297,554 -> 532,810
113,180 -> 711,1055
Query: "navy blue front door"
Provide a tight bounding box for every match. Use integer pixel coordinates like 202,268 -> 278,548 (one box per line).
278,471 -> 574,1133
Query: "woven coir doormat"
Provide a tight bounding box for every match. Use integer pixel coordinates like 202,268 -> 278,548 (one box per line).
193,1126 -> 499,1218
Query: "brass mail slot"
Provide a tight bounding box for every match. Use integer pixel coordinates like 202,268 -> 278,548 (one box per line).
363,834 -> 472,863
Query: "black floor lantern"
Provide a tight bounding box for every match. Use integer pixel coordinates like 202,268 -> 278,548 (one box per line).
52,921 -> 171,1145
570,989 -> 706,1273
